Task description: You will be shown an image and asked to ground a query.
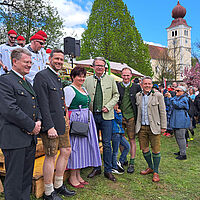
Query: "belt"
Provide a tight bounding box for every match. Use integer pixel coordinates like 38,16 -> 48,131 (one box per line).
93,111 -> 102,115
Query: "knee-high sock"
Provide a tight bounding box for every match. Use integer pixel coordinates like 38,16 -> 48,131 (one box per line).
143,151 -> 153,170
152,152 -> 161,174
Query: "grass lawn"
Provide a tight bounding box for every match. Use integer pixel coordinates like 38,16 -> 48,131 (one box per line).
1,127 -> 200,200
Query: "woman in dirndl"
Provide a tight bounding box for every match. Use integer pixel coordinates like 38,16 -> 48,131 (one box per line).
64,66 -> 102,188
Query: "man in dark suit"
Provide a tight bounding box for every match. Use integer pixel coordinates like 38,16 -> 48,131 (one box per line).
33,49 -> 75,200
0,48 -> 42,200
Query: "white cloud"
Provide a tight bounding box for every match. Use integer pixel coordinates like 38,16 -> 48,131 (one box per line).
63,27 -> 85,40
145,41 -> 167,48
51,0 -> 91,28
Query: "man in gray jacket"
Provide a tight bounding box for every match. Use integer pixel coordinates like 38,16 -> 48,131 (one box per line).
135,76 -> 167,182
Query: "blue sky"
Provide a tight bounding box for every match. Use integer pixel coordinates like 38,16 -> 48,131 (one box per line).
52,0 -> 200,51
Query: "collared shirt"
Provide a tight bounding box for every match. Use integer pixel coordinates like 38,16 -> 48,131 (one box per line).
25,45 -> 45,85
122,82 -> 130,88
141,93 -> 150,125
94,73 -> 105,80
48,65 -> 59,76
11,69 -> 23,79
0,43 -> 20,75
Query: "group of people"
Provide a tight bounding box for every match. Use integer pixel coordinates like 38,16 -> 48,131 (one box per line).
0,29 -> 198,200
161,82 -> 199,160
0,29 -> 48,84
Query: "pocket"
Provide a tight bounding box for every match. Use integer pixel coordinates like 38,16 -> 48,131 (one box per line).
152,101 -> 159,106
17,89 -> 27,96
49,86 -> 57,91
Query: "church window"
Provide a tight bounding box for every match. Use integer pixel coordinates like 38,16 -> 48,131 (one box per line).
175,30 -> 177,36
155,66 -> 159,74
172,31 -> 174,37
184,30 -> 188,36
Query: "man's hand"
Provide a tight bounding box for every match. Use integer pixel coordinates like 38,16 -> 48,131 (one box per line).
194,116 -> 198,122
102,106 -> 109,113
31,121 -> 41,135
2,65 -> 8,72
47,127 -> 58,139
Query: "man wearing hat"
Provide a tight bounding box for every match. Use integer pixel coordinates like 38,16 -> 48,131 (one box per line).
17,35 -> 26,47
37,30 -> 48,66
25,34 -> 45,85
0,29 -> 20,75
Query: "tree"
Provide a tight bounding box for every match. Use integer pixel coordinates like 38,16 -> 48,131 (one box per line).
79,0 -> 152,76
183,62 -> 200,88
168,38 -> 182,81
0,0 -> 64,48
154,48 -> 174,82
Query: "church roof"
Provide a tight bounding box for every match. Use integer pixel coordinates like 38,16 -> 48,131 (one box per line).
148,45 -> 168,60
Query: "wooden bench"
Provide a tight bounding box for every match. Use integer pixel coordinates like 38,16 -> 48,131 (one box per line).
0,139 -> 102,198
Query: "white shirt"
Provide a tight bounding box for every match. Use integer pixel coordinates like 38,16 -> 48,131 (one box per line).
0,43 -> 21,75
25,45 -> 45,85
64,85 -> 88,107
39,48 -> 48,66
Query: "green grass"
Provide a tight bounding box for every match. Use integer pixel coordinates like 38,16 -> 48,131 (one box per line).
1,127 -> 200,200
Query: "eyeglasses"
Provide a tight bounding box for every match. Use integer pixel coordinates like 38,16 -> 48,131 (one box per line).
94,65 -> 105,68
36,41 -> 44,45
9,36 -> 17,39
175,90 -> 183,92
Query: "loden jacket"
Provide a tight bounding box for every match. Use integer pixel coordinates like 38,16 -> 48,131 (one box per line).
135,91 -> 167,135
83,74 -> 119,120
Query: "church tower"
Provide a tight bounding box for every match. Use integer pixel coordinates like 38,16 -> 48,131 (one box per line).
167,0 -> 191,80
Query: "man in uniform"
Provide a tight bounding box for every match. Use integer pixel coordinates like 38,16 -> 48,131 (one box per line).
84,57 -> 119,182
17,35 -> 26,47
33,49 -> 75,200
0,29 -> 20,75
25,34 -> 45,85
117,67 -> 141,173
0,48 -> 41,200
135,76 -> 167,182
36,30 -> 48,66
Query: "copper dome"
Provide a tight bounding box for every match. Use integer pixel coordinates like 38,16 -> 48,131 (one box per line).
172,1 -> 186,19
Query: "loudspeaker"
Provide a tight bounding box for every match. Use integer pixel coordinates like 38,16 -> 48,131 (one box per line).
75,40 -> 80,57
64,37 -> 75,56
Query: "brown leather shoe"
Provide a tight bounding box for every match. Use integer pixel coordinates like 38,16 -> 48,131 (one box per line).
104,172 -> 116,182
152,173 -> 160,182
140,168 -> 154,175
87,169 -> 101,178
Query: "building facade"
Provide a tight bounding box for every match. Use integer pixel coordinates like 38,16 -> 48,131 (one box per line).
151,0 -> 191,82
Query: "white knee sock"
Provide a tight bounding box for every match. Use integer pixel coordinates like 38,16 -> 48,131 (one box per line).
44,183 -> 54,196
54,176 -> 63,189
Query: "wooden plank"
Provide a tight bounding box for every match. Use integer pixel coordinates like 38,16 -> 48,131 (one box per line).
0,149 -> 5,172
32,176 -> 44,199
35,138 -> 45,158
0,179 -> 3,193
0,149 -> 4,163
